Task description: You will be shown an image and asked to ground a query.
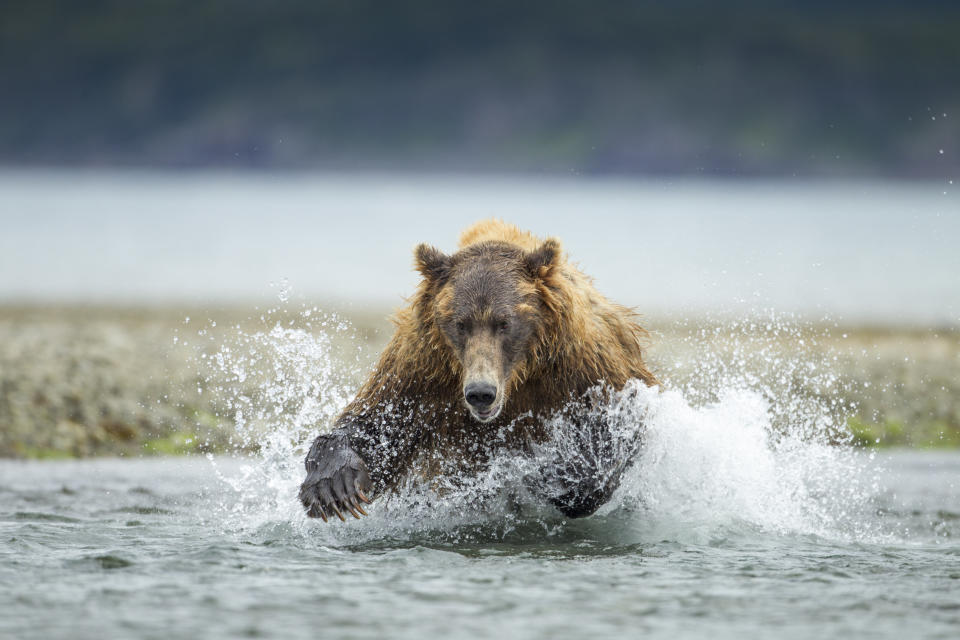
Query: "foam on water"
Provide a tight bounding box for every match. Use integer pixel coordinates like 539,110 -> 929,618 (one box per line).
194,300 -> 887,546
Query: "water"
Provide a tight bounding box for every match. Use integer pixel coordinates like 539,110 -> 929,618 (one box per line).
1,170 -> 958,325
1,451 -> 957,640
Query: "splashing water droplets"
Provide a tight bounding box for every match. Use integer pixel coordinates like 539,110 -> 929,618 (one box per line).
195,300 -> 365,535
633,311 -> 885,541
197,305 -> 886,545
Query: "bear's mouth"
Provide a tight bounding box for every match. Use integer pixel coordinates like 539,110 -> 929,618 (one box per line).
470,401 -> 502,423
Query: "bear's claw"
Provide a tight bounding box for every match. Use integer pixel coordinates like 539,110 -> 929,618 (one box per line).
355,487 -> 371,504
300,431 -> 374,523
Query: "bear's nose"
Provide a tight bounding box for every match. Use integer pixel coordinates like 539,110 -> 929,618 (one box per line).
464,382 -> 497,409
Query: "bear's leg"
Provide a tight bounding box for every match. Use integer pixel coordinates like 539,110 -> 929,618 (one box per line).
540,414 -> 641,519
299,430 -> 373,521
548,457 -> 628,519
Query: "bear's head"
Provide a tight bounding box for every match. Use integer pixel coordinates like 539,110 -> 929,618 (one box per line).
414,239 -> 560,423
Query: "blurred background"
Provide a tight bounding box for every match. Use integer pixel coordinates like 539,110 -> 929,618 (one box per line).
0,0 -> 958,458
2,0 -> 958,176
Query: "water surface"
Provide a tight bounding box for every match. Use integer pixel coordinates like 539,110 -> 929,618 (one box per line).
1,170 -> 957,324
1,450 -> 957,640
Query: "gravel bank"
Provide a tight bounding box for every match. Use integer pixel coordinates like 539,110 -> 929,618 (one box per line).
1,305 -> 957,457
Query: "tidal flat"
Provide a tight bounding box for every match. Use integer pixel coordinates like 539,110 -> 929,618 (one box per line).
1,304 -> 957,458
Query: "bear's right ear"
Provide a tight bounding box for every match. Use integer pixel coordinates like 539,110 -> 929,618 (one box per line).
524,238 -> 561,278
414,243 -> 452,283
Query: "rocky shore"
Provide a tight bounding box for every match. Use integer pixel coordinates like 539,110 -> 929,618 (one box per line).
1,305 -> 957,458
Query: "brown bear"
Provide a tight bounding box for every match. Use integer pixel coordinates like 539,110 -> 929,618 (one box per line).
299,219 -> 658,522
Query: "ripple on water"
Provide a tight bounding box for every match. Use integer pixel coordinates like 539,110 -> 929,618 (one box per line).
13,511 -> 83,523
112,506 -> 175,515
68,554 -> 135,570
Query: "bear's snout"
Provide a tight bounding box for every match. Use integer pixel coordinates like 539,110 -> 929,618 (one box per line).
464,382 -> 497,410
460,328 -> 506,422
463,377 -> 502,422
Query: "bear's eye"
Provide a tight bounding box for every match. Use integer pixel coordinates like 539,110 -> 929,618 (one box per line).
455,320 -> 466,333
496,320 -> 509,334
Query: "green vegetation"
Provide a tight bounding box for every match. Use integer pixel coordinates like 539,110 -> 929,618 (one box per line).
141,431 -> 203,456
1,1 -> 957,176
848,416 -> 960,449
16,447 -> 75,460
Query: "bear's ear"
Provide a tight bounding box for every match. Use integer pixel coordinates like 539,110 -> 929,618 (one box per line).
524,239 -> 561,277
414,243 -> 452,283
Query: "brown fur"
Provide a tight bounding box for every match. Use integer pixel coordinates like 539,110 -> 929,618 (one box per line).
336,219 -> 658,491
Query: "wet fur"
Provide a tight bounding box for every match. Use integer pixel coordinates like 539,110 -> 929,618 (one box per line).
301,219 -> 658,519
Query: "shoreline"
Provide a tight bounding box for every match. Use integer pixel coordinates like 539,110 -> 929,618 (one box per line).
2,304 -> 957,458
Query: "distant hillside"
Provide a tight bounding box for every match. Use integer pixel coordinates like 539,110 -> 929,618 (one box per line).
1,0 -> 958,176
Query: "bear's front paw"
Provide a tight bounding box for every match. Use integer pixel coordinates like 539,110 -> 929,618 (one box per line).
550,478 -> 611,519
299,433 -> 373,522
541,451 -> 626,519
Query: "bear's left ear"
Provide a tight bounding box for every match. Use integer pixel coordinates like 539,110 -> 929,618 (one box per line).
414,243 -> 452,283
524,239 -> 561,277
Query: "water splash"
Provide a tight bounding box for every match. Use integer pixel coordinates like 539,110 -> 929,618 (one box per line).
617,383 -> 880,542
626,311 -> 885,542
196,303 -> 888,545
195,300 -> 364,534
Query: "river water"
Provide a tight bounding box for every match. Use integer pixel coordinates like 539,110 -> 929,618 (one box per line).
2,448 -> 958,639
1,170 -> 958,325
